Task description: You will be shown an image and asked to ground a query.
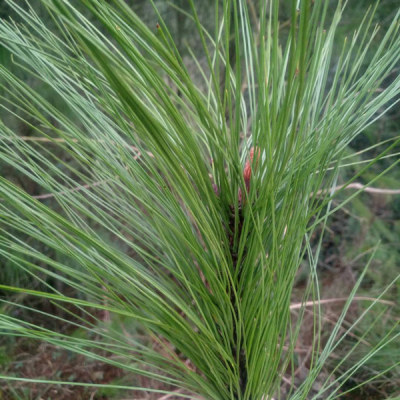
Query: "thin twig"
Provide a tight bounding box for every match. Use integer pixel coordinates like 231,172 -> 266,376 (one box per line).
342,182 -> 400,194
32,180 -> 108,200
157,389 -> 184,400
89,391 -> 97,400
290,296 -> 395,310
318,182 -> 400,196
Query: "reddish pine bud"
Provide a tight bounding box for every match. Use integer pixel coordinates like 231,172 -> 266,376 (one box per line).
243,147 -> 260,192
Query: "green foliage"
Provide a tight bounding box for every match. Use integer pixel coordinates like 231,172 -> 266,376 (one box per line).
0,0 -> 399,399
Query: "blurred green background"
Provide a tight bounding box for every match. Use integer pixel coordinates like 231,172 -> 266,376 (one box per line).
0,1 -> 399,399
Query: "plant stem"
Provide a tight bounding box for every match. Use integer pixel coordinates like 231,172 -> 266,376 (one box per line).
228,204 -> 247,398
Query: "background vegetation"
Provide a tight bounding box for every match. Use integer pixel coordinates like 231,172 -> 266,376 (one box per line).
0,0 -> 399,399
